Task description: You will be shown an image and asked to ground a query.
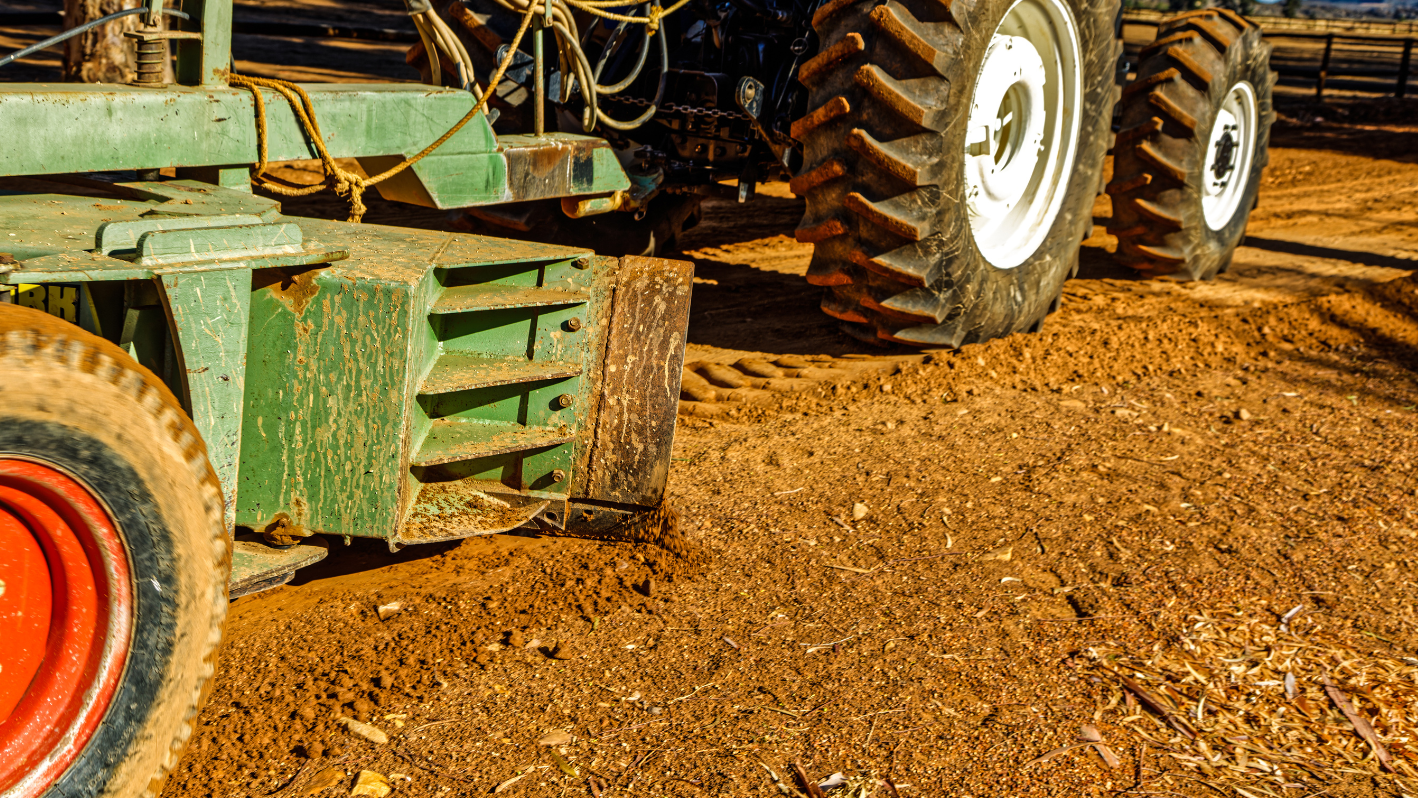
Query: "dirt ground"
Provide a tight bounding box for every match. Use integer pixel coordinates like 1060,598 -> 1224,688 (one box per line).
142,99 -> 1418,798
3,13 -> 1414,798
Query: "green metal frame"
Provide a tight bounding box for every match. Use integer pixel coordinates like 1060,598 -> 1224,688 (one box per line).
0,0 -> 691,578
0,0 -> 628,206
0,181 -> 691,549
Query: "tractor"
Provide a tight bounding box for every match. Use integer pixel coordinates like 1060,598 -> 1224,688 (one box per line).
0,0 -> 1273,793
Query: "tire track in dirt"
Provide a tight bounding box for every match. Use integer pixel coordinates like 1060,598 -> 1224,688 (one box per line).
163,123 -> 1418,798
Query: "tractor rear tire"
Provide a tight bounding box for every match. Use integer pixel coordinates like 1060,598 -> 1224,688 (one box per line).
0,304 -> 227,798
792,0 -> 1122,346
1107,9 -> 1276,279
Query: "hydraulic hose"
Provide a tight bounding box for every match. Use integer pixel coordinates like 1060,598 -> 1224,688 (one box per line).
0,7 -> 191,69
591,22 -> 666,131
592,14 -> 650,94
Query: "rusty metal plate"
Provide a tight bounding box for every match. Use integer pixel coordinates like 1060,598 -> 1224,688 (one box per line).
579,256 -> 694,507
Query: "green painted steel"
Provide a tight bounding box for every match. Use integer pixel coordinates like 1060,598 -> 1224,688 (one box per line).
0,0 -> 628,208
0,85 -> 628,207
0,183 -> 623,544
0,0 -> 684,558
173,0 -> 233,87
157,267 -> 251,531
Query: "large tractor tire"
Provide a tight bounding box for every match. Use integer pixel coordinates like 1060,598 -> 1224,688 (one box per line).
1107,9 -> 1275,279
0,304 -> 227,798
791,0 -> 1123,346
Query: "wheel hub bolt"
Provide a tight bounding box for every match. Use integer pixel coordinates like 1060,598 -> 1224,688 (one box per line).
566,317 -> 583,331
556,393 -> 574,408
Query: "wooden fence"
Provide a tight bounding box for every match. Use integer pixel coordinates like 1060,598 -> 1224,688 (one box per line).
1124,14 -> 1418,99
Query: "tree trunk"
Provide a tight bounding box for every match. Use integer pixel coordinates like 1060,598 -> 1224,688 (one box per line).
63,0 -> 140,83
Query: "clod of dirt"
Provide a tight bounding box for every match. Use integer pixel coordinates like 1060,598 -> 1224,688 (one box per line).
375,601 -> 401,621
537,730 -> 573,746
636,577 -> 654,597
978,544 -> 1013,562
302,767 -> 343,794
506,630 -> 525,649
350,770 -> 391,797
549,642 -> 573,660
851,502 -> 868,520
336,717 -> 388,745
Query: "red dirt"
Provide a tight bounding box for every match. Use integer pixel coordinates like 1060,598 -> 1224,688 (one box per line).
158,115 -> 1418,798
4,11 -> 1415,798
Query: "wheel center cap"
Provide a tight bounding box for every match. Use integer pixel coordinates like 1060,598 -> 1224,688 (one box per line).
1211,127 -> 1237,184
966,34 -> 1049,211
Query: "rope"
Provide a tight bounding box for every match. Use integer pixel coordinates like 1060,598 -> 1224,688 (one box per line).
230,0 -> 690,221
230,3 -> 536,223
563,0 -> 690,32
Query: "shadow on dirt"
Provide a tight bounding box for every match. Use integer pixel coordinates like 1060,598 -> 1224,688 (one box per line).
230,33 -> 413,81
681,255 -> 896,356
1244,236 -> 1418,271
1249,272 -> 1418,409
1075,242 -> 1147,281
676,195 -> 807,252
283,536 -> 462,589
1270,107 -> 1418,163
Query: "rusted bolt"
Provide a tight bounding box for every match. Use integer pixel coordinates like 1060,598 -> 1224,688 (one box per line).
566,317 -> 583,332
573,256 -> 591,270
556,393 -> 574,408
551,469 -> 567,483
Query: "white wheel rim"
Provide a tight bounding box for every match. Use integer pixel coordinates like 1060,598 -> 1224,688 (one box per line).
963,0 -> 1083,270
1202,81 -> 1258,231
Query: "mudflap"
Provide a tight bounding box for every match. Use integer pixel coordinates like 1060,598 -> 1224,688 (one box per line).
564,255 -> 693,537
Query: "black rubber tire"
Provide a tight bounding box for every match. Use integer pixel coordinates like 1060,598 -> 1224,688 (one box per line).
0,304 -> 227,798
1107,8 -> 1275,280
791,0 -> 1122,346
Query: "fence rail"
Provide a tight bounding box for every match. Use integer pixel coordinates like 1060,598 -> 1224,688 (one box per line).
1123,12 -> 1418,99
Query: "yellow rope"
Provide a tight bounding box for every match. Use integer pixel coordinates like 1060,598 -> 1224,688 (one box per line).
231,0 -> 688,222
562,0 -> 690,32
230,4 -> 537,223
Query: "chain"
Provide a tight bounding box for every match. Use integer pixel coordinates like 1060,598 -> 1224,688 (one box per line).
602,93 -> 751,120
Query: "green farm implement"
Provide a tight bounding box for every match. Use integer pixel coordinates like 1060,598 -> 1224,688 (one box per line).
0,2 -> 692,794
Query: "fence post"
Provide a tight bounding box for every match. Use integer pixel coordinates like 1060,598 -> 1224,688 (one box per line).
1317,32 -> 1334,99
1400,38 -> 1413,98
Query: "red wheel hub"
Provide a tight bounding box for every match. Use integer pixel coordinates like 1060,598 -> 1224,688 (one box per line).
0,459 -> 132,798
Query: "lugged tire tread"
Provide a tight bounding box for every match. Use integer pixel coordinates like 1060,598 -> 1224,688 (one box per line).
793,0 -> 1119,343
1167,45 -> 1215,86
789,158 -> 849,195
0,304 -> 227,798
1148,88 -> 1199,132
790,96 -> 852,139
799,32 -> 867,85
1107,8 -> 1276,277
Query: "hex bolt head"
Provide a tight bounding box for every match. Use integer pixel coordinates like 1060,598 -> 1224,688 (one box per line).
551,469 -> 567,483
573,256 -> 591,270
566,317 -> 583,332
556,393 -> 574,408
